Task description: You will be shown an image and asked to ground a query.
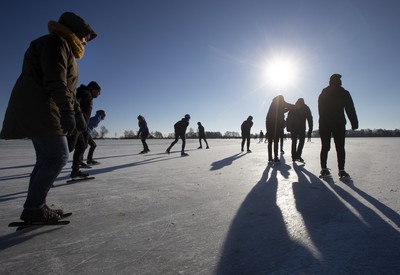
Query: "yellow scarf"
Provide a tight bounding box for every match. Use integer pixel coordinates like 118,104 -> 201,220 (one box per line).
48,21 -> 85,59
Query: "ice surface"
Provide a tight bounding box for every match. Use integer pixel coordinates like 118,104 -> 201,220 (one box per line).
0,138 -> 399,274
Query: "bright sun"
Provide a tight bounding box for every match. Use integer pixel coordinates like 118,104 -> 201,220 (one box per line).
264,57 -> 298,89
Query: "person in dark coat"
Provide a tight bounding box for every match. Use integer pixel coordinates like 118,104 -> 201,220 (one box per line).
85,110 -> 106,165
68,81 -> 101,177
197,122 -> 209,149
137,115 -> 150,154
266,95 -> 294,162
241,116 -> 253,152
286,98 -> 313,162
318,74 -> 358,178
0,12 -> 97,222
166,114 -> 190,156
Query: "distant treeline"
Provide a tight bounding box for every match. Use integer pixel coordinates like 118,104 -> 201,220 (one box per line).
109,128 -> 400,139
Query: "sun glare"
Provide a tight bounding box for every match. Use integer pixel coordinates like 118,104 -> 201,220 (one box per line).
264,57 -> 298,89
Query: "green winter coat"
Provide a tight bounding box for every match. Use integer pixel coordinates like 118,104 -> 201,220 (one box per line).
1,12 -> 96,139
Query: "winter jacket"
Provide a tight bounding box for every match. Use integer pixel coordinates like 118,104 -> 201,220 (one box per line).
76,85 -> 94,123
286,102 -> 313,133
241,119 -> 253,136
1,13 -> 95,139
87,114 -> 102,133
318,85 -> 358,129
198,124 -> 206,138
266,96 -> 294,133
174,119 -> 189,135
138,120 -> 149,138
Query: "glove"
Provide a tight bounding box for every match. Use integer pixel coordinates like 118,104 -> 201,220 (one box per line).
75,112 -> 87,132
60,111 -> 76,136
307,130 -> 312,142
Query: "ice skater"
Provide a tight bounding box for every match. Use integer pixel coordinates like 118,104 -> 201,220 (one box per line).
85,110 -> 106,165
241,116 -> 253,152
0,12 -> 97,222
197,122 -> 209,149
68,81 -> 102,178
166,114 -> 191,156
286,98 -> 313,163
266,95 -> 294,163
137,115 -> 150,154
318,74 -> 358,179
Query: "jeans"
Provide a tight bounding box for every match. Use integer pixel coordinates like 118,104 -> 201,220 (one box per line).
24,136 -> 69,209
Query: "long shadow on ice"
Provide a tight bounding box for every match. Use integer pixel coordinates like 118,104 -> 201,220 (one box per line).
216,164 -> 315,274
210,153 -> 244,171
217,163 -> 400,273
292,165 -> 400,273
55,156 -> 180,182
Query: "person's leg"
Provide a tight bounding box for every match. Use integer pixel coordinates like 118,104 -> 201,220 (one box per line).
246,135 -> 251,151
273,135 -> 280,159
140,136 -> 148,152
87,135 -> 96,162
204,138 -> 209,148
297,131 -> 306,158
24,136 -> 69,210
332,125 -> 346,171
181,135 -> 186,154
290,132 -> 297,160
267,137 -> 273,161
167,134 -> 179,152
198,137 -> 202,148
319,126 -> 331,169
143,137 -> 149,151
72,133 -> 85,171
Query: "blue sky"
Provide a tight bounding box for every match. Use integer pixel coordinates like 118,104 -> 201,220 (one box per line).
1,0 -> 399,137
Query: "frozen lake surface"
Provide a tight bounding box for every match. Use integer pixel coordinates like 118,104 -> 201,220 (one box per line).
0,138 -> 400,274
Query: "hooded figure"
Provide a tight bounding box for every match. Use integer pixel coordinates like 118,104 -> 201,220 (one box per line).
318,73 -> 358,178
1,12 -> 97,139
0,12 -> 97,223
241,116 -> 253,152
286,98 -> 313,162
265,95 -> 294,162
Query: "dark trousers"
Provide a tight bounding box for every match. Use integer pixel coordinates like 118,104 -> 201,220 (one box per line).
199,136 -> 208,147
141,136 -> 149,151
290,130 -> 305,159
87,135 -> 97,161
72,131 -> 89,171
241,134 -> 250,150
267,125 -> 280,160
319,124 -> 346,170
167,133 -> 186,153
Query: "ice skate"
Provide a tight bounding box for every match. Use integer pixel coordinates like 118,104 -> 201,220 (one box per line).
70,170 -> 90,180
338,170 -> 350,179
319,168 -> 331,178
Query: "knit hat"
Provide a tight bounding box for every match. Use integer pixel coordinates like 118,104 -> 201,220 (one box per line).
184,114 -> 191,120
58,12 -> 97,41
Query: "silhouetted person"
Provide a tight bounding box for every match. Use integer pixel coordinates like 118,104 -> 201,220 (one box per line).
86,110 -> 106,165
280,119 -> 287,154
241,116 -> 253,152
318,74 -> 358,178
197,122 -> 209,149
68,81 -> 101,178
259,130 -> 264,143
286,98 -> 313,163
137,115 -> 150,154
266,95 -> 294,163
166,114 -> 190,156
0,12 -> 97,222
